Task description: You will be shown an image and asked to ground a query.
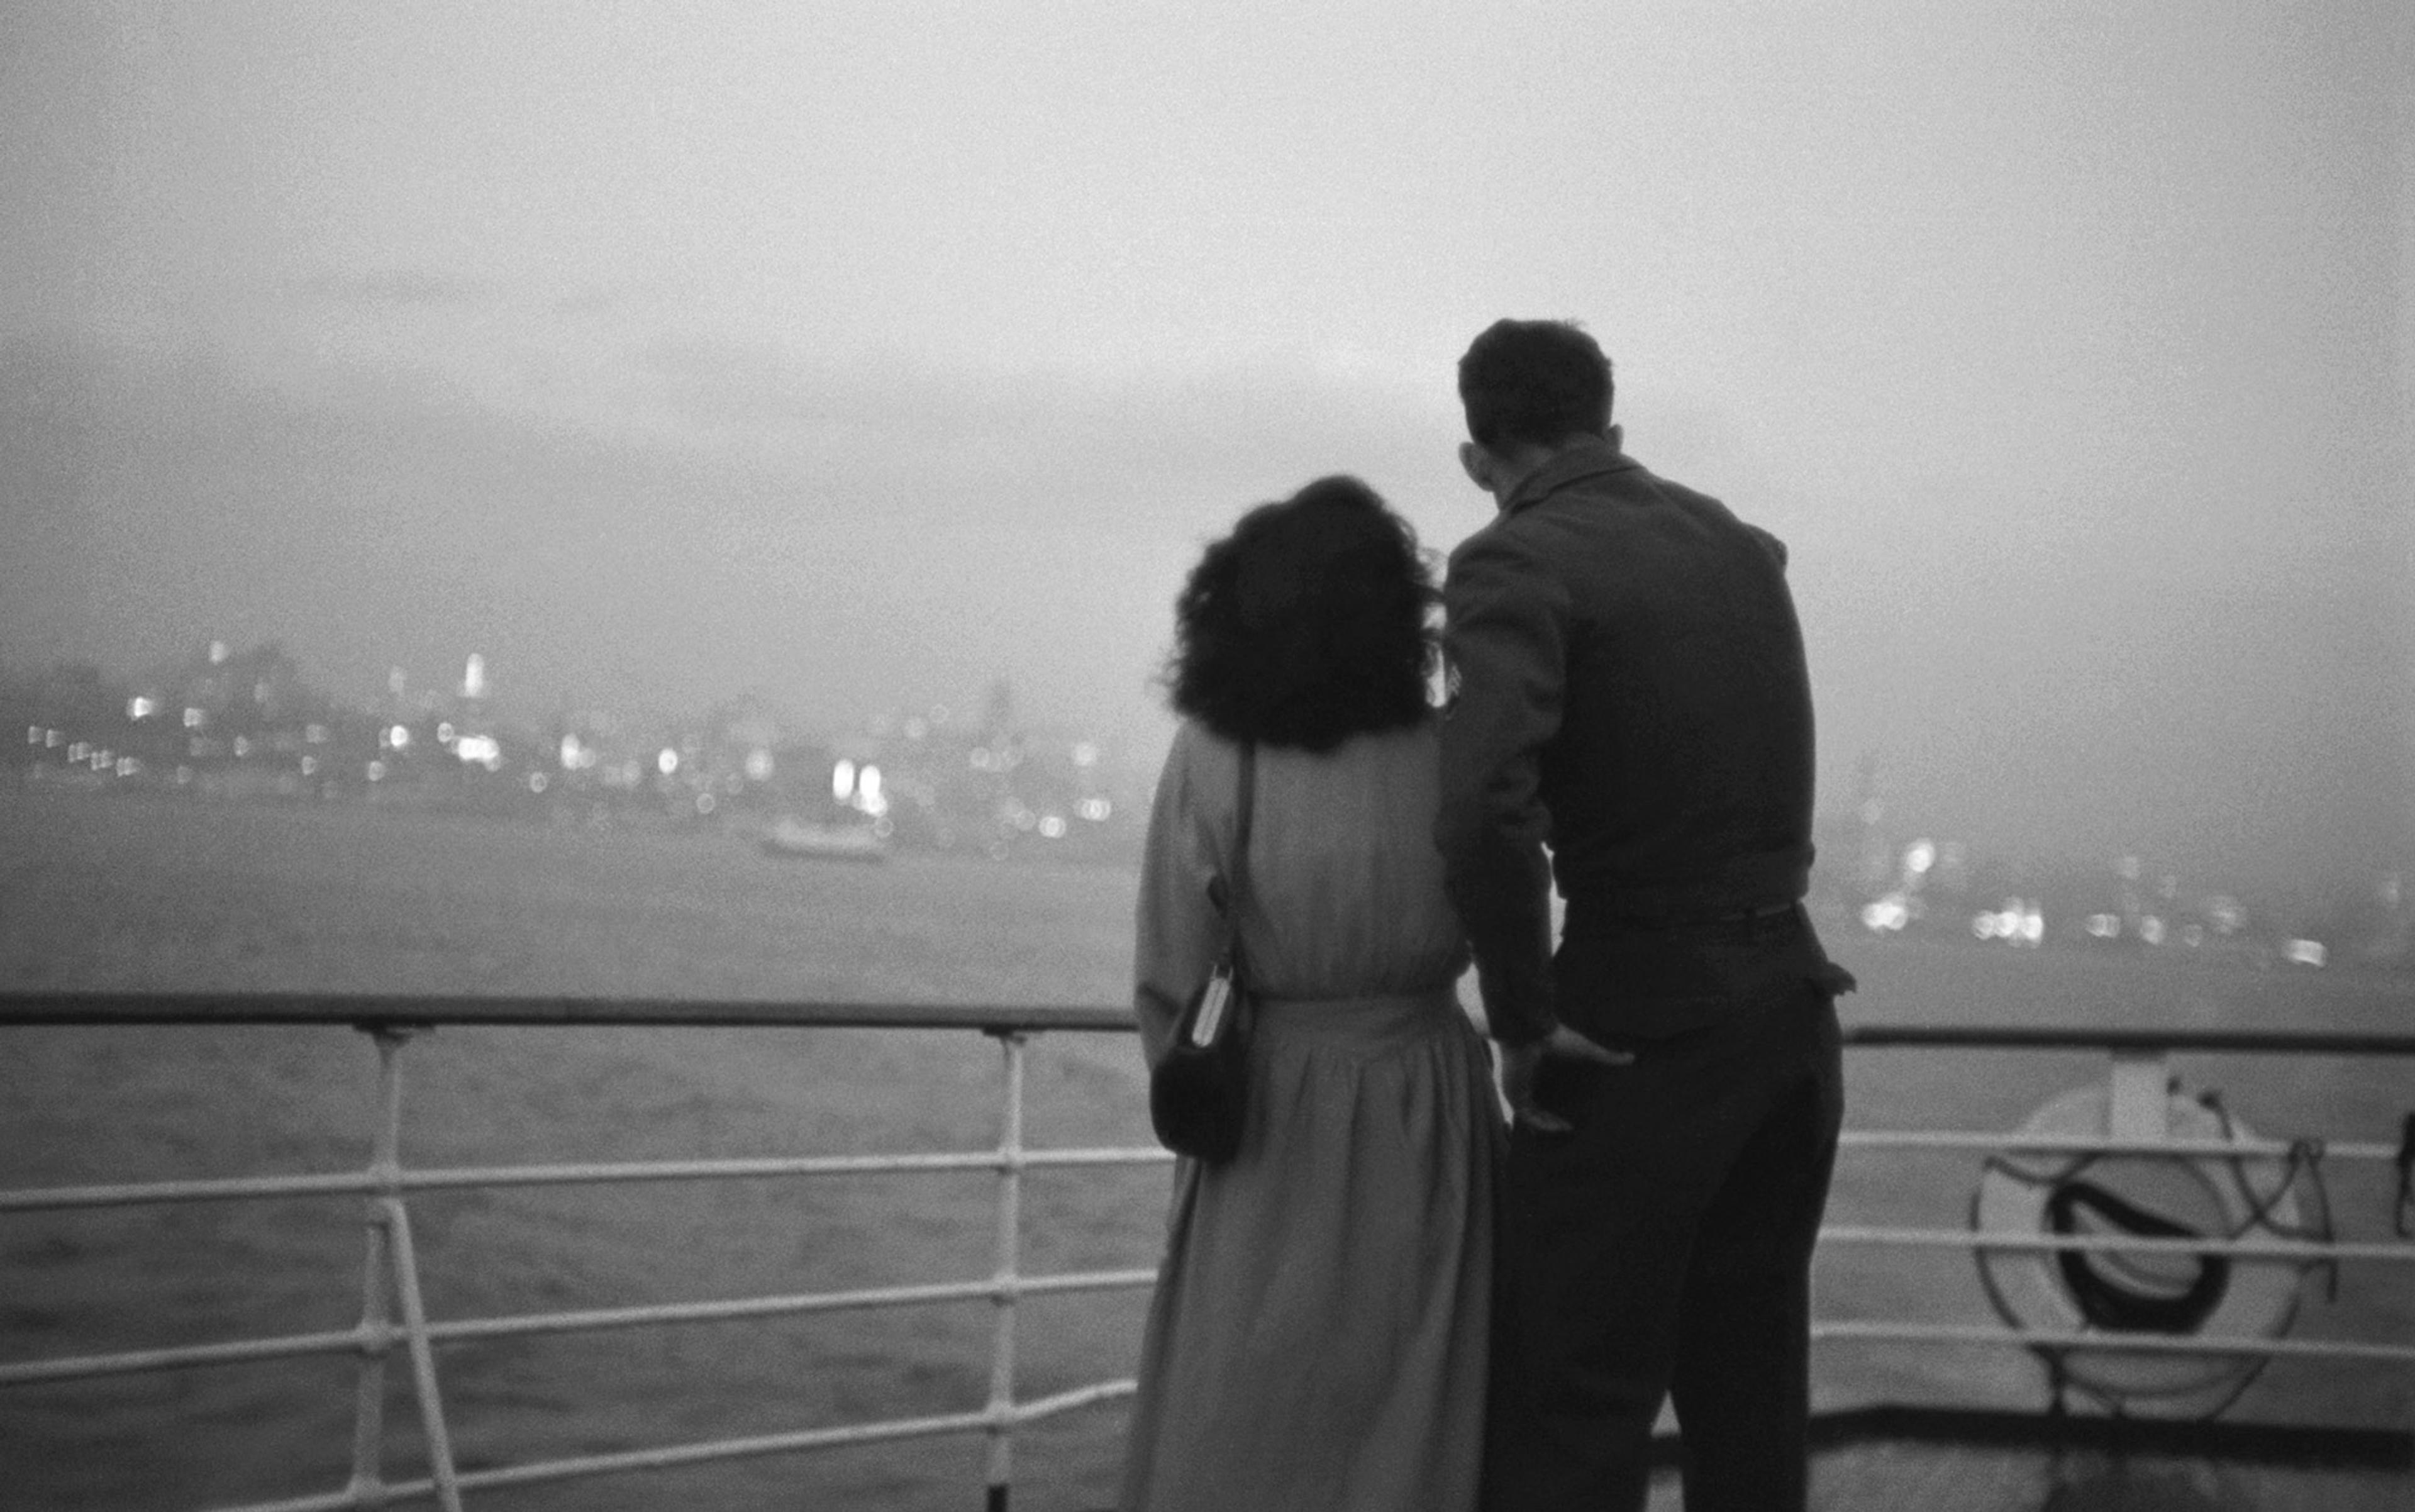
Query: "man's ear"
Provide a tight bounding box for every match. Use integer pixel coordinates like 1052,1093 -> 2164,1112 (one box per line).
1459,441 -> 1496,491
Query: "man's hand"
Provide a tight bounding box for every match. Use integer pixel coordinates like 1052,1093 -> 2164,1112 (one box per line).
1499,1024 -> 1634,1133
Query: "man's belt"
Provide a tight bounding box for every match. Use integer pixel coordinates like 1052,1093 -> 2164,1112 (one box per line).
1565,846 -> 1815,925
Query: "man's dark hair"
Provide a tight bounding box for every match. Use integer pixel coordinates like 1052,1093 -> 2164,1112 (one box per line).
1166,475 -> 1437,752
1457,318 -> 1614,451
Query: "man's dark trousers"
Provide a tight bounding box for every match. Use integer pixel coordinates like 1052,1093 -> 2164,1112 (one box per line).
1482,972 -> 1844,1511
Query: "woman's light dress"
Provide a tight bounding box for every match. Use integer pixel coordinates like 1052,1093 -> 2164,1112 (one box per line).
1121,718 -> 1502,1512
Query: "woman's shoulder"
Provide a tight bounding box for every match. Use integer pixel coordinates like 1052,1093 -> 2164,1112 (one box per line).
1169,717 -> 1240,762
1163,716 -> 1247,794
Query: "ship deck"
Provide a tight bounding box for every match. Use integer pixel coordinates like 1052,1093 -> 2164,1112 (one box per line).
1765,1440 -> 2409,1512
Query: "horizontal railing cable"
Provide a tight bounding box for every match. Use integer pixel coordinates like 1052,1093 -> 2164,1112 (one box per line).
8,990 -> 2414,1055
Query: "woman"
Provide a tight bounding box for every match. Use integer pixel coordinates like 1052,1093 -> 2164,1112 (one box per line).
1121,475 -> 1502,1511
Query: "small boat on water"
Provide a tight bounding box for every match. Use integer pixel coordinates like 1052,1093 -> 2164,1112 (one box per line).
760,816 -> 890,862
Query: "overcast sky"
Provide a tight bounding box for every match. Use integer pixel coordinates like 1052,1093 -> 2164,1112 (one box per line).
3,1 -> 2409,884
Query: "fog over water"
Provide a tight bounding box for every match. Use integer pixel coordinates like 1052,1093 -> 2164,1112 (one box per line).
3,2 -> 2409,885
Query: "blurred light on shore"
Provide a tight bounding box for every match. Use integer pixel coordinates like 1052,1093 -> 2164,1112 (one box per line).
456,735 -> 502,770
855,765 -> 887,817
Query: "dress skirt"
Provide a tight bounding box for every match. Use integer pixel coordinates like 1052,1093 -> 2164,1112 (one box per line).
1120,987 -> 1502,1512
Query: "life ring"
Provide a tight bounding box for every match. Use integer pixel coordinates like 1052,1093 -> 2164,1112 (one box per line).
1970,1083 -> 2320,1417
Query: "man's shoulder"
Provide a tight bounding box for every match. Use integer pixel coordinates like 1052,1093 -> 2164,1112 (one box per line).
1588,459 -> 1790,567
1445,511 -> 1565,599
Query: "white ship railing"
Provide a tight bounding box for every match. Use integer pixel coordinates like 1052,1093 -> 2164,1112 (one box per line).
2,996 -> 2411,1509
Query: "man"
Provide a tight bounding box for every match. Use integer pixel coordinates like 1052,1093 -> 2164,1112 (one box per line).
1435,318 -> 1853,1511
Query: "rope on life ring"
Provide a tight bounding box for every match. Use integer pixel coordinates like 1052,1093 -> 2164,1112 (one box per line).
1969,1082 -> 2333,1419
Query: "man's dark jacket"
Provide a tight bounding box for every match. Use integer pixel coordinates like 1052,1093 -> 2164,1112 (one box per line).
1436,434 -> 1842,1046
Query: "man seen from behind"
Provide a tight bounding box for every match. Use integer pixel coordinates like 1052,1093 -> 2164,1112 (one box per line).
1436,318 -> 1853,1512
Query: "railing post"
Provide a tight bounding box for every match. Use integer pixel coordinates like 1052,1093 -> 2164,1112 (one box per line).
347,1025 -> 408,1508
984,1030 -> 1030,1512
352,1025 -> 465,1512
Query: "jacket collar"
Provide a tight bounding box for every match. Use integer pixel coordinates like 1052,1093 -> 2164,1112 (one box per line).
1501,430 -> 1637,517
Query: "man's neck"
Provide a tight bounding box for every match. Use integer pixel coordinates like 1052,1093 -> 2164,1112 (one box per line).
1484,428 -> 1619,511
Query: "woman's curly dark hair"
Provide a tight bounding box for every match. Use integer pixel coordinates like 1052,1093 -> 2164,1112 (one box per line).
1166,475 -> 1438,752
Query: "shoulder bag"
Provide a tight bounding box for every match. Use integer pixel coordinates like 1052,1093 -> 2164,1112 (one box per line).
1148,742 -> 1256,1163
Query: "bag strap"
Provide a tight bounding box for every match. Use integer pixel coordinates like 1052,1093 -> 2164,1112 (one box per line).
1211,743 -> 1256,970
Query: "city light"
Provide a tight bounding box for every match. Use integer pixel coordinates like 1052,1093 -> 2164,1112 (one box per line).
1971,901 -> 2045,946
658,748 -> 680,777
128,697 -> 155,718
455,735 -> 502,770
833,759 -> 857,800
855,764 -> 887,816
1861,893 -> 1910,933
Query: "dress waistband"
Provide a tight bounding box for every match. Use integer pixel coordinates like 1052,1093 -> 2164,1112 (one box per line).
1250,986 -> 1467,1046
